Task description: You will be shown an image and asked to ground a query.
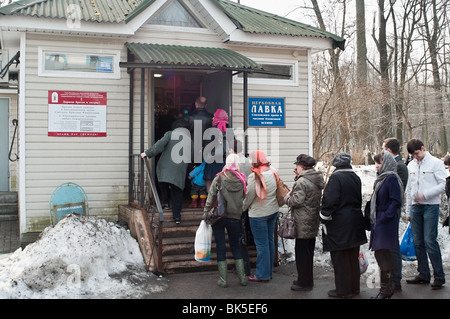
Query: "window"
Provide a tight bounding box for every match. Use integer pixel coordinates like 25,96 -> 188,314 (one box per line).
234,58 -> 298,86
39,48 -> 120,79
149,0 -> 203,28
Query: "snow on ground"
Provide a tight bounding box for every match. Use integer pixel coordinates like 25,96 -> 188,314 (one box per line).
0,165 -> 448,298
0,214 -> 167,298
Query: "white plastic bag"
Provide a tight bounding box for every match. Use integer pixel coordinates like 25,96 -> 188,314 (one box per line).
194,220 -> 212,262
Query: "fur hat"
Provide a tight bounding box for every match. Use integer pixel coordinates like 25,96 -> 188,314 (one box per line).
332,153 -> 352,167
294,154 -> 316,167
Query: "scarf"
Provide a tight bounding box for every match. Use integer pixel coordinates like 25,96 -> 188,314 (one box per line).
250,150 -> 279,200
370,151 -> 405,226
218,153 -> 247,194
212,109 -> 229,133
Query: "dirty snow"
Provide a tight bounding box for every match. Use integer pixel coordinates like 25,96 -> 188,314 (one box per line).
0,214 -> 167,299
0,165 -> 448,298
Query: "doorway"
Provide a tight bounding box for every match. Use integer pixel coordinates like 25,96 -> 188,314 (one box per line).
152,70 -> 231,141
0,98 -> 9,191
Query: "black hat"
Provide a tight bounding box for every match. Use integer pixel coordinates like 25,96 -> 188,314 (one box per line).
294,154 -> 316,167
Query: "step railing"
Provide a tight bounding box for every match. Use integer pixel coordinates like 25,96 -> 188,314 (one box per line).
129,154 -> 164,273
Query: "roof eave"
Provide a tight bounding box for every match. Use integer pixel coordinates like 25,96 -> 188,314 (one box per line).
228,30 -> 339,52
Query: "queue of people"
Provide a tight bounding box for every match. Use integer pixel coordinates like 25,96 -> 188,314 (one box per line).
141,98 -> 448,298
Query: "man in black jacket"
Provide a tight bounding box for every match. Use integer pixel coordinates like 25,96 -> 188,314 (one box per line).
382,137 -> 408,293
188,97 -> 213,164
320,153 -> 367,298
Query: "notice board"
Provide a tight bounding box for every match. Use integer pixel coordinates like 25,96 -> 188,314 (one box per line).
48,90 -> 107,137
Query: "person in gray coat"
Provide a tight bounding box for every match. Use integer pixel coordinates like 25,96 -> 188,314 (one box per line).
284,154 -> 324,291
141,125 -> 190,224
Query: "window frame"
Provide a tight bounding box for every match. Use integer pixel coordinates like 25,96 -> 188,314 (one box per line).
233,57 -> 299,87
38,47 -> 121,79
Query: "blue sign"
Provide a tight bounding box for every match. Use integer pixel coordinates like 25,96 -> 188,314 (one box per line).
248,97 -> 285,127
50,182 -> 88,224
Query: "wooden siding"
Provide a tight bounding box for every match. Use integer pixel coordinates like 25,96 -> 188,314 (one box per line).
23,33 -> 132,232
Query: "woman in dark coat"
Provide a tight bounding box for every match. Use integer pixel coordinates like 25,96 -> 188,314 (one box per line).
369,151 -> 403,299
320,153 -> 367,298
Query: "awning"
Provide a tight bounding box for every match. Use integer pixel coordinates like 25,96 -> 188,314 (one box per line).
121,42 -> 265,73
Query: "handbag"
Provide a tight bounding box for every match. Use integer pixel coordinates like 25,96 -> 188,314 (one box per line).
206,175 -> 227,224
399,222 -> 416,261
278,210 -> 296,239
240,210 -> 255,246
276,178 -> 291,206
194,220 -> 212,262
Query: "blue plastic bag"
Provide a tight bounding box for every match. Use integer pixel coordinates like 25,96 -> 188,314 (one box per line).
400,223 -> 416,261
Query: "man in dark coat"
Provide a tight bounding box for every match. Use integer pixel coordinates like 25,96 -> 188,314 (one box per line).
320,153 -> 367,298
188,96 -> 213,164
382,137 -> 408,292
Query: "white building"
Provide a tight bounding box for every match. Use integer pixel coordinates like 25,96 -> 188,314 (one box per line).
0,0 -> 344,245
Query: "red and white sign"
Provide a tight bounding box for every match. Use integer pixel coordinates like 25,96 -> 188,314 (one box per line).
48,91 -> 107,137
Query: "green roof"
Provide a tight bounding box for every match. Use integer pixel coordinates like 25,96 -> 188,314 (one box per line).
0,0 -> 151,23
125,42 -> 263,71
0,0 -> 344,48
211,0 -> 345,49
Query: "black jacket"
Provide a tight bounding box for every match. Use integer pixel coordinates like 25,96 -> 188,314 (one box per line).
320,165 -> 367,252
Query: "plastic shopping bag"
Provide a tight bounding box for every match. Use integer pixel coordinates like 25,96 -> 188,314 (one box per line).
399,222 -> 416,261
194,220 -> 212,262
358,249 -> 369,274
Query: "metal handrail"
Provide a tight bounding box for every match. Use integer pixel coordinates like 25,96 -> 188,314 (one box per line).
129,154 -> 164,274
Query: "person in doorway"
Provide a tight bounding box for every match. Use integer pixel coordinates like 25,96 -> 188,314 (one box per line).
283,154 -> 324,291
243,150 -> 280,282
320,153 -> 367,298
187,161 -> 207,208
405,139 -> 447,289
188,96 -> 213,165
369,152 -> 403,299
203,109 -> 229,192
382,137 -> 408,292
141,123 -> 190,224
203,154 -> 248,287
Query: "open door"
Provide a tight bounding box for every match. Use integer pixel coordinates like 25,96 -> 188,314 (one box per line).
202,71 -> 232,122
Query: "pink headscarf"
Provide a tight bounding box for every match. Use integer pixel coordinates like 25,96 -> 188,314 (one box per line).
212,109 -> 229,133
250,150 -> 279,200
218,154 -> 247,194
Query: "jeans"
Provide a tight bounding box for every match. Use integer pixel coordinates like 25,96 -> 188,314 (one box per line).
409,204 -> 445,280
212,218 -> 242,262
249,212 -> 279,280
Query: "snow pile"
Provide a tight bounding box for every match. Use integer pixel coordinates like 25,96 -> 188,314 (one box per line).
0,214 -> 167,298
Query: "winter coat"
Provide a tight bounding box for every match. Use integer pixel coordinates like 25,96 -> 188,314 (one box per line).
144,129 -> 189,190
406,151 -> 447,212
284,169 -> 324,239
394,155 -> 408,190
320,165 -> 367,252
188,108 -> 213,145
243,170 -> 279,218
203,171 -> 245,220
189,162 -> 206,187
369,174 -> 402,251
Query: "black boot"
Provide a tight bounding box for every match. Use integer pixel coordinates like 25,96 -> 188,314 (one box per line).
373,271 -> 393,299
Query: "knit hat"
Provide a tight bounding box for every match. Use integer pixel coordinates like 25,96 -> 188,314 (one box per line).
294,154 -> 316,167
332,153 -> 352,167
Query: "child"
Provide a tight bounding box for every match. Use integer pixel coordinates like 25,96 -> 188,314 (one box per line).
188,161 -> 207,208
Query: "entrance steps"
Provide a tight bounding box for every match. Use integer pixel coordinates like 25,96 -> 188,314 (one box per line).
119,204 -> 256,275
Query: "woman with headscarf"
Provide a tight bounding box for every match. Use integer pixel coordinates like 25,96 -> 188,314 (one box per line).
369,151 -> 403,299
203,109 -> 229,192
203,154 -> 247,287
243,150 -> 280,282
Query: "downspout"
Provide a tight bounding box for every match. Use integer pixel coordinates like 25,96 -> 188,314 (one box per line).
140,68 -> 145,207
18,32 -> 26,236
243,72 -> 248,156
